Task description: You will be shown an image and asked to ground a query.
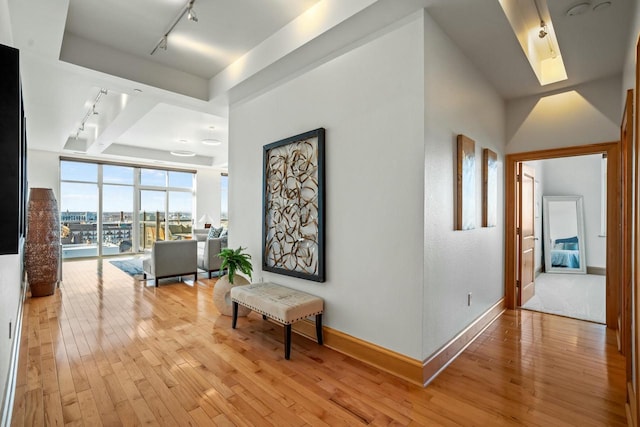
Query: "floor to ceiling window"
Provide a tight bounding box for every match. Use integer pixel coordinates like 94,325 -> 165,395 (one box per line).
221,173 -> 228,228
60,159 -> 195,259
60,161 -> 99,258
102,164 -> 134,254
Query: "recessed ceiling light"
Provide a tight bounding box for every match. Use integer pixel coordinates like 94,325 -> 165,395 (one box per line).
566,2 -> 591,16
202,126 -> 221,145
202,139 -> 222,146
133,88 -> 142,93
170,150 -> 196,157
593,1 -> 611,12
178,139 -> 188,144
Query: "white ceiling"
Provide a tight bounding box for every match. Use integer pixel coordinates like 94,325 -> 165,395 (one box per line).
63,0 -> 319,79
428,0 -> 633,100
5,0 -> 635,170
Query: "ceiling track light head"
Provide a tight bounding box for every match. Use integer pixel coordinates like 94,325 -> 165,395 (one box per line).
538,20 -> 548,38
187,5 -> 198,22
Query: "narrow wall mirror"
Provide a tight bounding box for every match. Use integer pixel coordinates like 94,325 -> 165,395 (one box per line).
542,195 -> 587,274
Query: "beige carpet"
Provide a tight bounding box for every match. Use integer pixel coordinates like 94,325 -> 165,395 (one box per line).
521,272 -> 605,324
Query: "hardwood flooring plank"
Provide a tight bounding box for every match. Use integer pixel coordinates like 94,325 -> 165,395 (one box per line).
76,389 -> 103,427
10,259 -> 628,426
10,385 -> 27,427
132,378 -> 179,427
113,399 -> 141,427
80,355 -> 121,426
43,391 -> 65,427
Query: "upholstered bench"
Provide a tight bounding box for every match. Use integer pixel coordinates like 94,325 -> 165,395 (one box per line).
230,282 -> 324,360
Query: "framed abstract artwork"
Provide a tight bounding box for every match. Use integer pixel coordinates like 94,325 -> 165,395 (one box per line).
482,148 -> 497,227
456,134 -> 476,230
262,128 -> 325,282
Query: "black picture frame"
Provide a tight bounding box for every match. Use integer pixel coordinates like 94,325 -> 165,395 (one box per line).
262,128 -> 325,282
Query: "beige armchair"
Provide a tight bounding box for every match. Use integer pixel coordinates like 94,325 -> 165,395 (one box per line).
192,228 -> 227,278
197,237 -> 225,278
142,240 -> 198,286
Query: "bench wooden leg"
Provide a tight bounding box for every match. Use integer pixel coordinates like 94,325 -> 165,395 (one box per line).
232,302 -> 238,329
316,314 -> 323,345
285,324 -> 292,360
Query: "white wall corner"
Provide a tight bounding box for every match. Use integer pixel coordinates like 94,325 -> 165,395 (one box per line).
422,10 -> 506,360
228,14 -> 426,359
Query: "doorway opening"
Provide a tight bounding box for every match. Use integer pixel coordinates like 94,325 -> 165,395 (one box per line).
518,155 -> 607,324
504,142 -> 620,330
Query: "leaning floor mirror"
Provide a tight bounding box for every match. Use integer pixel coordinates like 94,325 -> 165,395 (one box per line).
542,195 -> 587,274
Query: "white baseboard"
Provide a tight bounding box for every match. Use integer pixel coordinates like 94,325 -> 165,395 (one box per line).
1,281 -> 27,427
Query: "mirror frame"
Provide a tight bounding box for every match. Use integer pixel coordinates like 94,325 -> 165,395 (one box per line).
542,195 -> 587,274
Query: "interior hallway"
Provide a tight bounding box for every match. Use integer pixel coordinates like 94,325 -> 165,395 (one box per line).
10,259 -> 627,426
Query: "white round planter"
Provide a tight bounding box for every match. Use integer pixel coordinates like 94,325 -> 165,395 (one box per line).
213,274 -> 251,316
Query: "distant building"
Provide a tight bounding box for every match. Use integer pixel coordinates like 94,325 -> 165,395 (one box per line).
61,211 -> 97,223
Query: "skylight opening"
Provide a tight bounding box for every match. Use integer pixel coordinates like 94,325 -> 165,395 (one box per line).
499,0 -> 568,86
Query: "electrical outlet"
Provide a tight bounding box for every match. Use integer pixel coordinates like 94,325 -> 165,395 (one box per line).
467,292 -> 472,306
259,276 -> 264,282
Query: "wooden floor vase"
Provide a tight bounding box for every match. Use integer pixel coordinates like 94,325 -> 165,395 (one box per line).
25,188 -> 60,297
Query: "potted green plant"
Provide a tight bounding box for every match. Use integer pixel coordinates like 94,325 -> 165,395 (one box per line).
219,246 -> 253,284
213,246 -> 253,317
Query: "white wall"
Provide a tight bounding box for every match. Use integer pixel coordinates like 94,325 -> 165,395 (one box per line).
28,150 -> 59,200
506,76 -> 621,154
422,12 -> 506,358
0,253 -> 22,420
0,0 -> 12,46
195,169 -> 224,228
540,155 -> 605,269
229,14 -> 425,358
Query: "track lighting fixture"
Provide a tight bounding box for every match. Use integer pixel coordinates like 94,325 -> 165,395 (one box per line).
151,0 -> 198,55
74,88 -> 107,139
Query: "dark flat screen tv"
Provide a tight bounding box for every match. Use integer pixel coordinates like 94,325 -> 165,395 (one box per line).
0,44 -> 25,255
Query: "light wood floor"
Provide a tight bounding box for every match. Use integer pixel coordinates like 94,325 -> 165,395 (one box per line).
11,259 -> 627,426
